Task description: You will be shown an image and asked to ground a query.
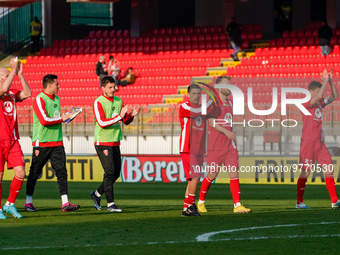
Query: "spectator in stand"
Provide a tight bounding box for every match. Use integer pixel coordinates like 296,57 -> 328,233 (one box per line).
115,67 -> 136,87
30,17 -> 42,54
96,56 -> 108,88
318,20 -> 333,56
108,55 -> 120,79
226,17 -> 243,61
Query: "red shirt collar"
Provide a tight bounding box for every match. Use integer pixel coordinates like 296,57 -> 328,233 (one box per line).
102,94 -> 114,102
43,92 -> 55,100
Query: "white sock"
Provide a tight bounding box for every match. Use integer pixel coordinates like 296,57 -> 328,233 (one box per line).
95,190 -> 101,197
198,200 -> 205,204
26,195 -> 33,204
234,202 -> 241,208
5,201 -> 14,206
61,194 -> 69,205
107,202 -> 115,207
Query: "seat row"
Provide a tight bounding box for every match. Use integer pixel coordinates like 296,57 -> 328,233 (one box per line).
255,45 -> 340,56
53,33 -> 229,49
31,49 -> 233,64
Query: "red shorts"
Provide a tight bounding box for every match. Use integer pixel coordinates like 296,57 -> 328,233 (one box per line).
181,153 -> 203,180
299,140 -> 333,170
207,142 -> 239,173
0,140 -> 25,171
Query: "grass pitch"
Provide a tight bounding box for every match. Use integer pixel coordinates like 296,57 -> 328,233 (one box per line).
1,182 -> 339,255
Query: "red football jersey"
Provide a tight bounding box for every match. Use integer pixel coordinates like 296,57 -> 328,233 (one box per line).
208,99 -> 236,151
179,100 -> 220,154
301,98 -> 329,142
0,89 -> 22,140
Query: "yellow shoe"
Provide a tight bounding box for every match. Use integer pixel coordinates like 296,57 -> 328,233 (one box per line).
233,205 -> 251,213
197,202 -> 208,213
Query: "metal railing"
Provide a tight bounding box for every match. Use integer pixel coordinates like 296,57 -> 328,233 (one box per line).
17,103 -> 340,155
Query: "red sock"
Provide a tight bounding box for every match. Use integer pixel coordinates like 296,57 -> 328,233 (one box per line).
230,178 -> 241,204
199,177 -> 213,201
8,175 -> 24,204
183,194 -> 196,209
183,196 -> 189,209
297,177 -> 307,204
325,178 -> 338,203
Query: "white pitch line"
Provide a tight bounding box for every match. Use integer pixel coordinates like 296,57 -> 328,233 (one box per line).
196,221 -> 340,242
1,221 -> 340,251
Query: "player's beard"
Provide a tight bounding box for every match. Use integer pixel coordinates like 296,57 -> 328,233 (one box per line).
221,89 -> 230,97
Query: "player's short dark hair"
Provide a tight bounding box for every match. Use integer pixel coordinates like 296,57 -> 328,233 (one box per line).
109,55 -> 114,60
231,16 -> 236,21
43,74 -> 58,89
128,67 -> 133,71
216,75 -> 231,84
308,81 -> 322,91
101,76 -> 115,87
187,84 -> 201,93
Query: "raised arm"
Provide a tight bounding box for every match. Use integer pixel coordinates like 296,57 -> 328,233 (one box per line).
310,69 -> 329,106
17,61 -> 32,101
327,69 -> 339,104
0,58 -> 17,96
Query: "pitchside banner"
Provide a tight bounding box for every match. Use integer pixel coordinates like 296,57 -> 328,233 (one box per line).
2,155 -> 340,184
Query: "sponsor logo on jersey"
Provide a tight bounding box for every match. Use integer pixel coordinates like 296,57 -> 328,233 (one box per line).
53,110 -> 61,118
4,101 -> 13,113
315,108 -> 322,119
224,112 -> 233,126
195,116 -> 202,127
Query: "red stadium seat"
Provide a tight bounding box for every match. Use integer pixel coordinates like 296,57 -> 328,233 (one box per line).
96,30 -> 102,38
289,30 -> 297,38
282,31 -> 290,38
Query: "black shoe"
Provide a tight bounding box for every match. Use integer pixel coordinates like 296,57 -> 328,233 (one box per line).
230,54 -> 236,61
181,204 -> 200,217
90,191 -> 101,210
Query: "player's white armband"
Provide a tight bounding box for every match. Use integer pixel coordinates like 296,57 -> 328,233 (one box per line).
324,97 -> 330,105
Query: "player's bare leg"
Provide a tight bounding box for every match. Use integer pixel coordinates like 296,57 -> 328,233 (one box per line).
3,166 -> 24,218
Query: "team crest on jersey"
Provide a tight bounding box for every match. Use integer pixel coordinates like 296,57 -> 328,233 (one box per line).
224,112 -> 232,126
4,101 -> 14,113
103,150 -> 109,156
53,110 -> 61,118
195,116 -> 202,127
35,150 -> 39,156
54,104 -> 57,108
315,108 -> 322,119
112,106 -> 115,111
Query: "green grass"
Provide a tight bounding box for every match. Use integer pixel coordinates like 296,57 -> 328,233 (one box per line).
1,182 -> 340,254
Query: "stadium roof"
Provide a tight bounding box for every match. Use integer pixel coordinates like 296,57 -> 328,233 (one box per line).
0,0 -> 37,8
0,0 -> 120,8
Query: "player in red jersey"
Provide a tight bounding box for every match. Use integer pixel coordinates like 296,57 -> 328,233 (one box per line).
197,76 -> 251,213
0,58 -> 32,219
179,84 -> 221,217
296,69 -> 340,209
